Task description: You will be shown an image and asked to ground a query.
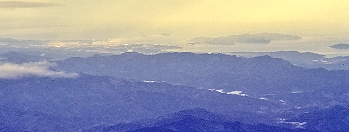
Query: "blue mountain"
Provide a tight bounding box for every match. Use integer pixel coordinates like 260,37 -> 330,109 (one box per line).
0,74 -> 284,131
55,52 -> 349,109
0,51 -> 51,63
84,108 -> 318,132
285,105 -> 349,132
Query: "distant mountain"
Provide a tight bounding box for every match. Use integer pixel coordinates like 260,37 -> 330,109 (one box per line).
0,106 -> 84,131
0,51 -> 51,63
329,43 -> 349,49
2,51 -> 349,131
232,51 -> 349,70
55,52 -> 302,94
231,51 -> 325,68
324,56 -> 349,70
84,108 -> 318,132
285,105 -> 349,132
55,52 -> 349,109
0,74 -> 285,130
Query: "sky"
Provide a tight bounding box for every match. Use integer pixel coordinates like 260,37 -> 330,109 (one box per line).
1,0 -> 349,56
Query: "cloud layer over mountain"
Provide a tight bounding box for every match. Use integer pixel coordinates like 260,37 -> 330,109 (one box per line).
0,61 -> 78,79
189,33 -> 301,45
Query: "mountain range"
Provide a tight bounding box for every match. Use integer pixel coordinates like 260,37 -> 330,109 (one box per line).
0,73 -> 287,131
1,51 -> 349,131
84,108 -> 319,132
54,52 -> 349,108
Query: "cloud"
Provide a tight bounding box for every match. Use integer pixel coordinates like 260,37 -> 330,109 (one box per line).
329,43 -> 349,49
189,33 -> 302,45
0,1 -> 63,8
0,61 -> 78,79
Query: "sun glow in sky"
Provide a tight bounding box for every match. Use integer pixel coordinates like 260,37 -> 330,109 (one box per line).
1,0 -> 349,55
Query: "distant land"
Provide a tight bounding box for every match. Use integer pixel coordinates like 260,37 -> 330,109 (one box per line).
329,43 -> 349,49
1,38 -> 349,71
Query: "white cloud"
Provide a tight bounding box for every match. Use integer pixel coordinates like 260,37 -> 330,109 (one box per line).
0,61 -> 78,79
213,89 -> 248,96
227,90 -> 248,96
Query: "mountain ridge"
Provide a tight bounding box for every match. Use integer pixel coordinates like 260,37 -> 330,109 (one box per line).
84,108 -> 318,132
55,52 -> 349,108
0,73 -> 285,131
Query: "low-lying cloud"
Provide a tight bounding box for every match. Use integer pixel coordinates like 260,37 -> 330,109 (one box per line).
0,61 -> 78,79
189,33 -> 302,45
0,1 -> 63,8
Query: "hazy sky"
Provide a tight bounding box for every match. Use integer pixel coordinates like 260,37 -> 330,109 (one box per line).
1,0 -> 349,55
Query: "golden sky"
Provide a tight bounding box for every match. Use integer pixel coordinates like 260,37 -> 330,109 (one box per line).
1,0 -> 349,54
